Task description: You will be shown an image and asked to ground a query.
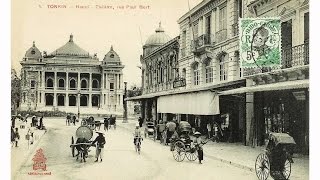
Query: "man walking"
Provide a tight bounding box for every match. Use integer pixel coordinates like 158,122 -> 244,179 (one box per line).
207,122 -> 212,139
92,131 -> 106,162
104,117 -> 109,131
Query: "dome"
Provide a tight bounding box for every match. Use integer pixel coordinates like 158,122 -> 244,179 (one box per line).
50,34 -> 90,56
103,46 -> 120,62
145,22 -> 171,46
25,41 -> 42,59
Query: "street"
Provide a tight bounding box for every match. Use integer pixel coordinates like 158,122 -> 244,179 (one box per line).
14,118 -> 256,180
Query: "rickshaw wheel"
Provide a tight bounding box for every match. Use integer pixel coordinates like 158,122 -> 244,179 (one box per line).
186,150 -> 198,161
282,159 -> 292,180
255,153 -> 270,180
172,141 -> 185,162
71,136 -> 75,157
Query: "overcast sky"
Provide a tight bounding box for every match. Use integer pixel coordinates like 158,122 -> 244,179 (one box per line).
12,0 -> 203,87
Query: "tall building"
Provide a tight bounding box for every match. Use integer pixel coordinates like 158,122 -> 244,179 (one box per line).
222,0 -> 309,153
19,35 -> 125,115
128,0 -> 247,143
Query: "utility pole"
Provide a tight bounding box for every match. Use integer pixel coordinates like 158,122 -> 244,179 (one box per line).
122,82 -> 128,123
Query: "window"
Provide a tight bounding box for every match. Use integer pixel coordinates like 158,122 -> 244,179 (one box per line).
205,15 -> 211,36
110,54 -> 114,58
193,63 -> 200,85
30,80 -> 36,89
57,95 -> 65,106
70,79 -> 76,89
81,79 -> 88,89
23,92 -> 26,103
205,60 -> 213,83
219,6 -> 227,30
92,95 -> 99,107
80,95 -> 88,106
92,79 -> 99,89
236,0 -> 243,18
46,78 -> 53,88
45,94 -> 54,106
181,30 -> 187,57
304,12 -> 309,42
110,83 -> 114,90
58,79 -> 65,88
69,95 -> 76,106
31,50 -> 36,55
193,22 -> 199,39
219,54 -> 228,81
39,92 -> 41,103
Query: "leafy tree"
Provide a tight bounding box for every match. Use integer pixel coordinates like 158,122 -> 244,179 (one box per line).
11,69 -> 21,115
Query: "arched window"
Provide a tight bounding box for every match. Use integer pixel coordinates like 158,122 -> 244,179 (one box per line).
205,59 -> 213,83
45,94 -> 54,106
58,79 -> 65,88
80,95 -> 88,106
193,63 -> 200,85
219,53 -> 228,81
69,95 -> 76,106
92,95 -> 99,107
57,94 -> 65,106
81,79 -> 88,89
46,78 -> 53,88
92,79 -> 99,89
69,79 -> 76,89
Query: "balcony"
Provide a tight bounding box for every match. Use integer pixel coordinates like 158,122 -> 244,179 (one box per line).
191,34 -> 214,55
244,43 -> 309,76
231,23 -> 239,36
215,29 -> 227,43
282,43 -> 309,68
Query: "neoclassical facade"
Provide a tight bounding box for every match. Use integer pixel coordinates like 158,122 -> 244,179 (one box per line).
20,35 -> 125,115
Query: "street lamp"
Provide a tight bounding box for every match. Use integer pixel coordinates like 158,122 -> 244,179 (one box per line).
123,82 -> 128,123
77,91 -> 81,120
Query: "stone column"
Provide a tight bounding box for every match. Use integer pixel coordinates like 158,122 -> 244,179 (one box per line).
78,73 -> 81,90
101,72 -> 105,90
53,93 -> 57,107
66,94 -> 69,107
42,71 -> 45,88
66,72 -> 69,90
54,71 -> 57,90
246,79 -> 254,146
89,73 -> 92,90
89,94 -> 92,108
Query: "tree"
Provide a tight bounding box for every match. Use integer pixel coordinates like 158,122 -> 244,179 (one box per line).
127,86 -> 142,97
11,69 -> 21,115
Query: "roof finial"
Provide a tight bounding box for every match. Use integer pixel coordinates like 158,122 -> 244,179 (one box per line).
110,45 -> 113,51
155,22 -> 164,33
69,34 -> 73,42
32,41 -> 35,47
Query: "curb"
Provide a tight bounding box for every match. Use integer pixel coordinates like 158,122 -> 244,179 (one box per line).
12,129 -> 47,180
203,151 -> 254,172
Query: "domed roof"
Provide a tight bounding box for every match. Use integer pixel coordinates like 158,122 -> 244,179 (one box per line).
25,41 -> 42,59
50,34 -> 90,56
103,46 -> 120,62
145,22 -> 171,46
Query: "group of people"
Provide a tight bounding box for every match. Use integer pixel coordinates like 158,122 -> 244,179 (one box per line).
11,127 -> 20,147
66,114 -> 77,126
103,115 -> 116,131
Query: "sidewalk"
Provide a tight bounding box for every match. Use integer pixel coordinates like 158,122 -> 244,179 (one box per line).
11,121 -> 47,178
118,120 -> 309,179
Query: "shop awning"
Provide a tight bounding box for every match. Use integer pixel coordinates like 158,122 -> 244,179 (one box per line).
220,79 -> 309,95
157,91 -> 220,115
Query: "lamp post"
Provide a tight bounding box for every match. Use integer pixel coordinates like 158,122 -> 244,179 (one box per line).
123,82 -> 128,123
77,91 -> 81,120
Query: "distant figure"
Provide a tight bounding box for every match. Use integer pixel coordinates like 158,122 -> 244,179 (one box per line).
207,123 -> 212,139
14,128 -> 20,147
72,115 -> 76,126
104,117 -> 109,131
138,117 -> 143,128
39,116 -> 43,129
11,127 -> 15,147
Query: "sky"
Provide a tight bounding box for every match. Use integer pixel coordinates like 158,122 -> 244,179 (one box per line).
12,0 -> 203,88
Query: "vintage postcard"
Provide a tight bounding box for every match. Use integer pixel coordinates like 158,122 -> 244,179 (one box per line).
11,0 -> 309,179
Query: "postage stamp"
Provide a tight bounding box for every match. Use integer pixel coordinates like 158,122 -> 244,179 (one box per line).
239,18 -> 281,68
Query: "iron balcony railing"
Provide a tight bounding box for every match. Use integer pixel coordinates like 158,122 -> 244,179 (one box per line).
215,29 -> 227,43
191,34 -> 214,51
282,43 -> 309,68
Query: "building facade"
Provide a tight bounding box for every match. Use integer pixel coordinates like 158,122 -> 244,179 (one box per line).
20,35 -> 125,116
129,0 -> 247,143
221,0 -> 309,153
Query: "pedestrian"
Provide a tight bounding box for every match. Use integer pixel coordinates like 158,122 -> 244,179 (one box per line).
194,132 -> 205,164
104,117 -> 109,131
138,117 -> 143,127
14,128 -> 20,147
11,127 -> 15,147
92,131 -> 106,162
39,116 -> 43,129
28,128 -> 34,145
11,116 -> 16,128
207,122 -> 212,139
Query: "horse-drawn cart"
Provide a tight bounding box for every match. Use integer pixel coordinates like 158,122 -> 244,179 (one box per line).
255,133 -> 296,180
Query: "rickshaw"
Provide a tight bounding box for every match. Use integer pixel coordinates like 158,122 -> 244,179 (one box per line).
70,126 -> 95,162
171,121 -> 198,162
255,133 -> 296,180
144,122 -> 155,140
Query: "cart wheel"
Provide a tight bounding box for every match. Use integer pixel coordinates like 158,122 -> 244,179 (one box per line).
172,141 -> 185,162
255,153 -> 270,180
282,158 -> 292,180
186,149 -> 198,161
71,136 -> 75,157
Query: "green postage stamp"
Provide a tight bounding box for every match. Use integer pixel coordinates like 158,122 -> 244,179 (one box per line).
239,18 -> 281,68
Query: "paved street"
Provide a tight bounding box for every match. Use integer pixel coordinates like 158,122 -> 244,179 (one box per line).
14,118 -> 256,180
